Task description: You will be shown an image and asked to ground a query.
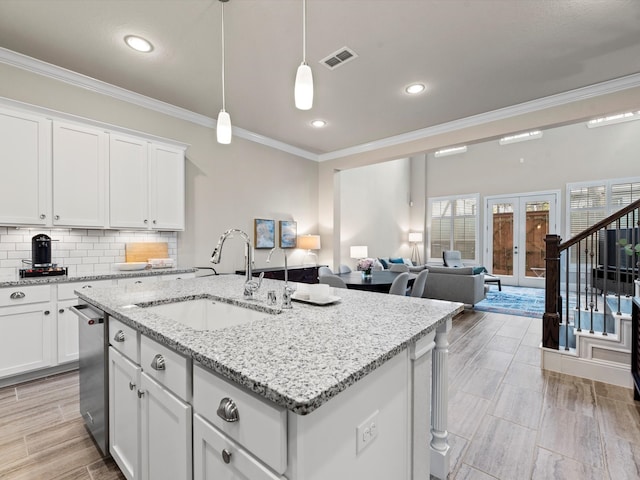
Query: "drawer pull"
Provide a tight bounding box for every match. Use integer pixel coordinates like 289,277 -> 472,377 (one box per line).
113,330 -> 125,342
151,354 -> 165,371
10,291 -> 26,300
217,397 -> 239,423
129,382 -> 136,391
222,449 -> 232,464
134,281 -> 142,284
59,308 -> 65,314
82,285 -> 93,289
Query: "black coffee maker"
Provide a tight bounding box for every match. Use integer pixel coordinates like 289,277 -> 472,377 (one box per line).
32,234 -> 53,267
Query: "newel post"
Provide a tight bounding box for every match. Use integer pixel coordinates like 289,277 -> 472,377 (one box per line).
543,234 -> 561,349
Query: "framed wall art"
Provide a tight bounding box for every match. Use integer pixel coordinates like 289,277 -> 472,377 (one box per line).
254,218 -> 275,248
279,220 -> 297,248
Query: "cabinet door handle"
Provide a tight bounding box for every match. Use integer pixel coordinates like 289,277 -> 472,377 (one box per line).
44,310 -> 50,315
221,449 -> 232,464
144,219 -> 148,224
134,281 -> 142,284
152,220 -> 157,225
113,330 -> 125,342
40,214 -> 46,219
129,382 -> 136,391
137,389 -> 145,398
82,285 -> 93,289
10,291 -> 26,300
59,308 -> 65,314
150,354 -> 165,370
54,215 -> 60,220
217,397 -> 239,423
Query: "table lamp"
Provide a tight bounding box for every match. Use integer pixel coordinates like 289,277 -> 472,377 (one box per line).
297,234 -> 321,264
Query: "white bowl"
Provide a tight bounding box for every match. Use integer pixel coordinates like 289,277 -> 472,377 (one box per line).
114,262 -> 149,271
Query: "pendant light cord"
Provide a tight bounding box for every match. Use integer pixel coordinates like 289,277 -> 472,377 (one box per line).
221,1 -> 226,111
302,0 -> 307,64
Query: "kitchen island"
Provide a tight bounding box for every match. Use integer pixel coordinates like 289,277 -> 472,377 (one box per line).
77,274 -> 462,480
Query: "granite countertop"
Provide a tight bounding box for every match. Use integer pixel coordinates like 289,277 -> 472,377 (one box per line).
0,267 -> 197,288
76,275 -> 463,415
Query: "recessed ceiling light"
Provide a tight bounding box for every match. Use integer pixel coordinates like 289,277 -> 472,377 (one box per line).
405,83 -> 426,95
124,35 -> 154,53
311,119 -> 327,128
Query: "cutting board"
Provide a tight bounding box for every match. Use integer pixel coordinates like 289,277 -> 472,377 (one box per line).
125,242 -> 169,263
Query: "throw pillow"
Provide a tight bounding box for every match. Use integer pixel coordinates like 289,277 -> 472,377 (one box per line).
472,266 -> 488,275
389,257 -> 404,264
378,258 -> 389,269
402,258 -> 414,267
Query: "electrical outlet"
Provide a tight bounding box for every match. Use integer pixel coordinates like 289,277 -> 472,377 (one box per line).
356,410 -> 379,454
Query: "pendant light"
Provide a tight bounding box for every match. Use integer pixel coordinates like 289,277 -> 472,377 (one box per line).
294,0 -> 313,110
217,0 -> 232,144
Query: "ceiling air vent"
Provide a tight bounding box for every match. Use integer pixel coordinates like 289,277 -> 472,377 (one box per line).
320,47 -> 358,70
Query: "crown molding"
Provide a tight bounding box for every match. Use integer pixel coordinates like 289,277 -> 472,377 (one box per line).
317,72 -> 640,162
2,47 -> 639,164
0,47 -> 319,161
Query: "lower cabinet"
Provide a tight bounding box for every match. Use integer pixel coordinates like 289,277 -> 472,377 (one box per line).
139,372 -> 192,480
193,414 -> 284,480
0,302 -> 54,378
109,347 -> 141,480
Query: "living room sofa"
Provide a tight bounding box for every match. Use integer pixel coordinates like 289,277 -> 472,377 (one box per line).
421,265 -> 487,306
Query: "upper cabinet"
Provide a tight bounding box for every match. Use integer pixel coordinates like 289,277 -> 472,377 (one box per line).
148,143 -> 185,230
52,121 -> 107,228
0,107 -> 51,226
109,137 -> 185,230
0,101 -> 187,231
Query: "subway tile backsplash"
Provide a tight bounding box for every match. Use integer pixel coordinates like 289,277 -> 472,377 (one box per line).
0,227 -> 177,279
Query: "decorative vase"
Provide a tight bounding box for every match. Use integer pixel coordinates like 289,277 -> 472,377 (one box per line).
362,269 -> 372,280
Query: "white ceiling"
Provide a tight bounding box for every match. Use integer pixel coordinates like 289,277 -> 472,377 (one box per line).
1,0 -> 640,156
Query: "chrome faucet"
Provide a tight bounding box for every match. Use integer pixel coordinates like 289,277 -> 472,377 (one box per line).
266,247 -> 294,309
211,228 -> 263,299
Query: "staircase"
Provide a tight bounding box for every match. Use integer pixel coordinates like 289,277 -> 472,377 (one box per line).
542,199 -> 640,388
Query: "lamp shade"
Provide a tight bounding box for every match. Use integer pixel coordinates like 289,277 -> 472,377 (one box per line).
217,109 -> 232,144
294,63 -> 314,110
297,234 -> 321,250
350,245 -> 368,259
408,232 -> 423,243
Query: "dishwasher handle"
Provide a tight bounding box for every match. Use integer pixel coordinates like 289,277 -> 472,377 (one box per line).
69,304 -> 104,325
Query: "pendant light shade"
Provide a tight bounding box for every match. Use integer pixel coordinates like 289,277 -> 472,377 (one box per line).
294,0 -> 313,110
217,109 -> 232,144
217,0 -> 232,144
295,63 -> 313,110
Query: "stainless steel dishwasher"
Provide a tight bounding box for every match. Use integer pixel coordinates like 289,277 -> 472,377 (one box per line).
70,303 -> 109,456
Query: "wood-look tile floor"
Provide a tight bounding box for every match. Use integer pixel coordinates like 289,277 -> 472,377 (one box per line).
1,310 -> 639,479
0,371 -> 125,480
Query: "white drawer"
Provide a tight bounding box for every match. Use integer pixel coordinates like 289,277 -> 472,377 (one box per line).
0,284 -> 51,307
193,364 -> 287,474
140,335 -> 191,401
194,414 -> 285,480
109,317 -> 140,363
57,279 -> 113,300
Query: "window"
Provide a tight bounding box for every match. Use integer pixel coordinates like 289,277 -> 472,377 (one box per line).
427,194 -> 479,262
567,178 -> 640,238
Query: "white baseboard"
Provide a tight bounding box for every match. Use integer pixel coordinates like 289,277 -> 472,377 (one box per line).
541,347 -> 632,388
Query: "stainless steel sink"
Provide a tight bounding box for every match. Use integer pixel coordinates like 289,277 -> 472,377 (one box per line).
141,298 -> 277,331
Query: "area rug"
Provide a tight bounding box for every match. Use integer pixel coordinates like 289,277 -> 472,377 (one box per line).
475,285 -> 546,318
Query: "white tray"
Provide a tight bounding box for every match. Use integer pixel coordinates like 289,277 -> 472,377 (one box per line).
291,293 -> 341,305
114,262 -> 149,271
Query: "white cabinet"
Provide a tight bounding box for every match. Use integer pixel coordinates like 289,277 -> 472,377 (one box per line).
139,372 -> 192,480
109,134 -> 150,229
0,285 -> 54,379
109,138 -> 185,230
148,143 -> 185,230
109,347 -> 141,480
0,107 -> 51,226
52,121 -> 107,227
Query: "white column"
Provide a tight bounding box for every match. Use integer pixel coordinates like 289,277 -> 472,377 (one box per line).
430,317 -> 451,479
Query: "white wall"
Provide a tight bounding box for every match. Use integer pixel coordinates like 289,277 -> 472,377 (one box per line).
0,62 -> 319,276
339,159 -> 411,268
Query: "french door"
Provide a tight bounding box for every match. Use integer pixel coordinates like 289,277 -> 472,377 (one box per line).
486,192 -> 559,287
